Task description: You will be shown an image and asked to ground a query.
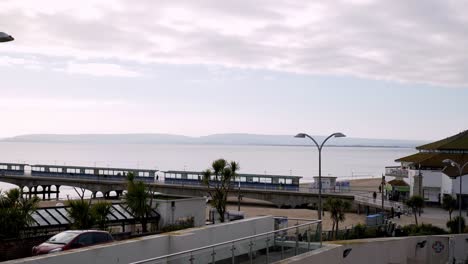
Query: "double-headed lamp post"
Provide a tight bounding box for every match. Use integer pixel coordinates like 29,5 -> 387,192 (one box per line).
295,132 -> 346,220
442,159 -> 468,234
0,32 -> 14,42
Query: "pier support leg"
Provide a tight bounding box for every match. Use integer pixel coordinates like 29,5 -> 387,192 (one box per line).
56,185 -> 60,201
47,185 -> 51,200
357,204 -> 360,215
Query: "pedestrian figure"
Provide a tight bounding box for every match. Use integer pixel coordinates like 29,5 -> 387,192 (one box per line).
373,191 -> 377,201
396,206 -> 401,219
378,185 -> 382,193
391,206 -> 395,219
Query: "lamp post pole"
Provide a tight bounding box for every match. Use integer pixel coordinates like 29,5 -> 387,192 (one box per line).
295,132 -> 346,220
443,159 -> 468,234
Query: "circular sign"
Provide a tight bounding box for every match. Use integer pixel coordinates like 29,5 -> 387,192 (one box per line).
432,241 -> 444,253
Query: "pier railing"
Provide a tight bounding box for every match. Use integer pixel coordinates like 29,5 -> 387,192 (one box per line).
354,194 -> 410,214
130,218 -> 322,264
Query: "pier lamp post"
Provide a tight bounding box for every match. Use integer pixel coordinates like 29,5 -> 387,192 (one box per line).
0,32 -> 14,42
295,132 -> 346,220
443,159 -> 468,234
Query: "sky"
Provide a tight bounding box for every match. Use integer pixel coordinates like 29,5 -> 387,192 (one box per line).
1,0 -> 468,141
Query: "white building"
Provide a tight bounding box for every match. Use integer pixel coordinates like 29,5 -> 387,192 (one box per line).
386,130 -> 468,206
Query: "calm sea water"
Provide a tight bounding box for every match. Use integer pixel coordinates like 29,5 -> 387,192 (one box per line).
0,142 -> 414,192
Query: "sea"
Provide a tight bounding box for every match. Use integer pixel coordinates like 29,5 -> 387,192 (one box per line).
0,142 -> 415,198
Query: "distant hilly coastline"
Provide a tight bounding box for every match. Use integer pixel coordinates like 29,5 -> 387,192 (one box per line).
0,133 -> 427,148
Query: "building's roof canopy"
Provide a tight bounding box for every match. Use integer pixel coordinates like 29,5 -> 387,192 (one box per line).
28,203 -> 160,230
388,179 -> 409,186
416,130 -> 468,151
396,152 -> 468,177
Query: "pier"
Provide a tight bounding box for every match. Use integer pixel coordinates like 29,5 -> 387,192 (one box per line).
0,172 -> 354,208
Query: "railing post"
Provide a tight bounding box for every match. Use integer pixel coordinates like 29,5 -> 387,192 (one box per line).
211,247 -> 216,264
266,237 -> 270,264
249,239 -> 254,264
295,226 -> 299,256
189,252 -> 194,264
231,243 -> 236,264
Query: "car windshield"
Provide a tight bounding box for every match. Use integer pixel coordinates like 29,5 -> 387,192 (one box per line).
47,232 -> 80,244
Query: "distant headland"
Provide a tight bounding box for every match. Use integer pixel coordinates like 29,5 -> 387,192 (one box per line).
0,133 -> 427,148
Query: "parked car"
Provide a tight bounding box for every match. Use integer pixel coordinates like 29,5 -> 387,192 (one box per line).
32,230 -> 114,255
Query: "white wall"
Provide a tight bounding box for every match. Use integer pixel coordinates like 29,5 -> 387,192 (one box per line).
5,216 -> 274,264
441,174 -> 454,196
421,170 -> 443,188
281,234 -> 468,264
451,175 -> 468,195
156,197 -> 206,228
409,169 -> 468,197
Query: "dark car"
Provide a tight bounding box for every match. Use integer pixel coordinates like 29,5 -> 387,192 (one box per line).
32,230 -> 114,255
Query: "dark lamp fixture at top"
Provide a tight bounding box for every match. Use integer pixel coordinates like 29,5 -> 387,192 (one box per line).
0,32 -> 14,42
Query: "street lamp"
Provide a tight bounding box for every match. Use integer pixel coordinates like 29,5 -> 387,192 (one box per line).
295,132 -> 346,220
0,32 -> 14,42
442,159 -> 468,234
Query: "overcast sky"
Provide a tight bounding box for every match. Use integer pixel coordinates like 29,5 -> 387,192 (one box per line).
1,0 -> 467,140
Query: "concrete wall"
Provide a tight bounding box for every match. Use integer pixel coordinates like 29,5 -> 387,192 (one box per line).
5,216 -> 274,264
156,196 -> 206,228
279,234 -> 468,264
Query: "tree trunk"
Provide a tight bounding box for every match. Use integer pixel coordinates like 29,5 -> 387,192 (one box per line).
218,207 -> 225,223
335,221 -> 339,239
413,210 -> 418,226
330,221 -> 335,239
141,217 -> 148,233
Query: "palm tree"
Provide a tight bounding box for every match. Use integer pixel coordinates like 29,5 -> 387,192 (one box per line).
67,199 -> 94,229
202,159 -> 239,223
124,172 -> 154,233
0,188 -> 39,239
406,195 -> 424,225
324,198 -> 351,239
442,195 -> 457,221
91,201 -> 112,230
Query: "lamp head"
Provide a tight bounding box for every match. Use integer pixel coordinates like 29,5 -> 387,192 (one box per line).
0,32 -> 14,42
442,159 -> 456,167
295,133 -> 307,138
333,132 -> 346,138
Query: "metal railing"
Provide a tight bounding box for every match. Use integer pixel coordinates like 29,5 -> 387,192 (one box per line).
384,166 -> 409,178
354,194 -> 410,214
130,218 -> 322,264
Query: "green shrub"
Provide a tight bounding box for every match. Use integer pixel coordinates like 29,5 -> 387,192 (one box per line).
352,224 -> 366,239
161,217 -> 194,232
446,216 -> 466,234
400,224 -> 447,236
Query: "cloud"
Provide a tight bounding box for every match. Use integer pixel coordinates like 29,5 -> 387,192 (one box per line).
1,0 -> 468,86
0,97 -> 125,110
63,62 -> 142,77
0,56 -> 42,70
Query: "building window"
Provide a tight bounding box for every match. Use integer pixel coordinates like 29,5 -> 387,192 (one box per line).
259,177 -> 272,183
32,167 -> 45,172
